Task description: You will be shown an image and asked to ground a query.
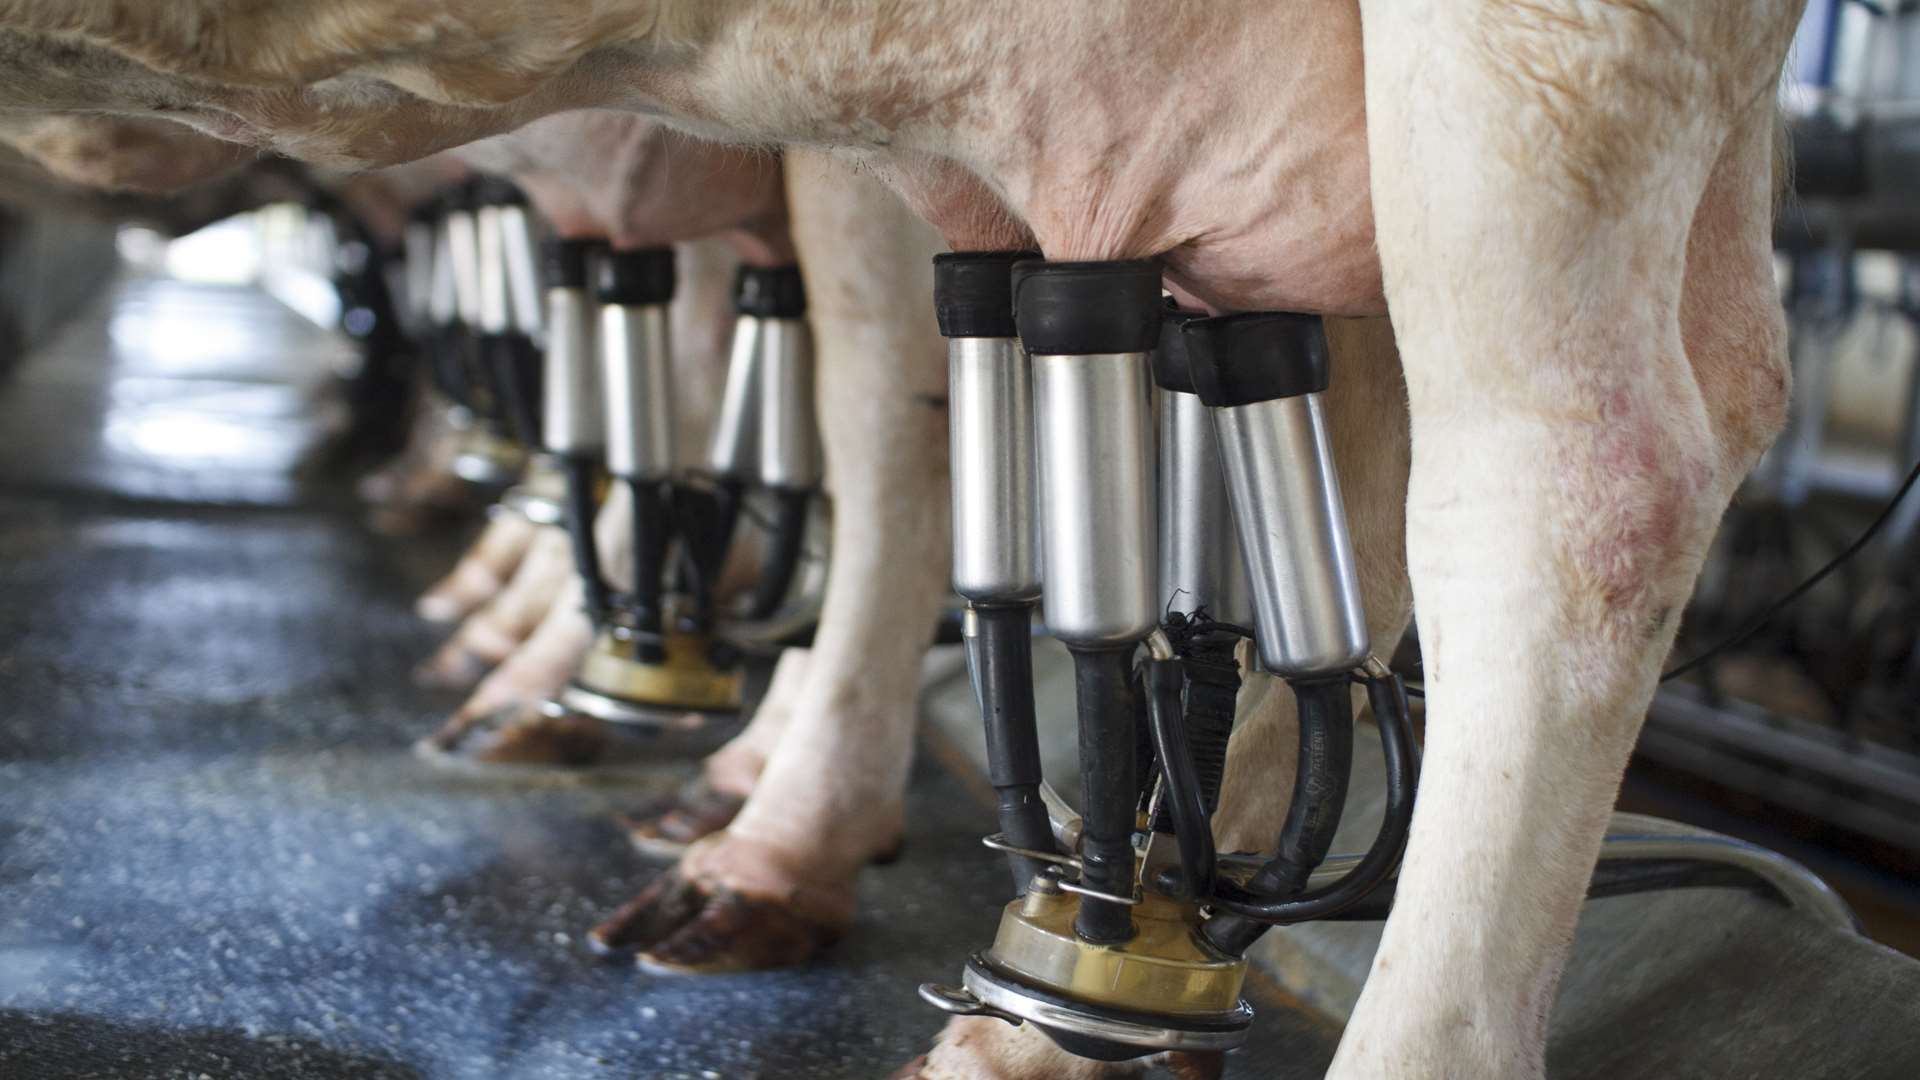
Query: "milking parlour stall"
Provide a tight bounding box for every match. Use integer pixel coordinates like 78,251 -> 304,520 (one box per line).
0,2 -> 1918,1079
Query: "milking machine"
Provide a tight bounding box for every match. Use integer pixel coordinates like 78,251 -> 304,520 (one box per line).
551,255 -> 823,730
474,180 -> 571,526
433,182 -> 526,488
920,256 -> 1419,1060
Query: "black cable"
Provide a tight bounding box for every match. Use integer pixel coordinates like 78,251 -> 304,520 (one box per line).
1403,455 -> 1920,699
1141,655 -> 1216,902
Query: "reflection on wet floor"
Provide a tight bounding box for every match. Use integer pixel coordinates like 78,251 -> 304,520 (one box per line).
0,274 -> 352,506
0,275 -> 1340,1077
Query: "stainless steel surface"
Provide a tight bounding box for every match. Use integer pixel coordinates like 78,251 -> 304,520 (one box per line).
981,833 -> 1083,872
428,220 -> 458,328
917,983 -> 1013,1023
553,683 -> 734,730
401,220 -> 435,332
1054,877 -> 1141,907
1040,781 -> 1084,853
705,315 -> 763,479
1288,813 -> 1858,932
1598,814 -> 1858,933
500,488 -> 565,527
541,286 -> 602,454
1159,388 -> 1251,624
475,205 -> 511,336
1642,684 -> 1920,853
497,204 -> 545,337
1213,393 -> 1368,675
756,317 -> 822,490
957,961 -> 1254,1054
600,303 -> 675,479
1031,352 -> 1157,647
949,337 -> 1041,602
445,209 -> 483,330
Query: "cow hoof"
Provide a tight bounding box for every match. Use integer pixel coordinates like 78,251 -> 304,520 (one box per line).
616,780 -> 748,858
585,867 -> 843,972
414,703 -> 612,769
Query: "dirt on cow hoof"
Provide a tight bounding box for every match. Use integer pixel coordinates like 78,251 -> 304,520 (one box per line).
585,868 -> 844,973
616,780 -> 748,859
414,704 -> 613,770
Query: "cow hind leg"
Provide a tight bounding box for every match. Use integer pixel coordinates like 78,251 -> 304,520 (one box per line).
1329,5 -> 1796,1077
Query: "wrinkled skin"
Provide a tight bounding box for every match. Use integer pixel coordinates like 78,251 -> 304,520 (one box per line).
0,2 -> 1807,1076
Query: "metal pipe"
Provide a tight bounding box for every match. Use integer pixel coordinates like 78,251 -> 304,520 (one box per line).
1159,387 -> 1251,624
1154,309 -> 1250,624
497,203 -> 545,337
1296,811 -> 1857,933
599,250 -> 677,482
602,301 -> 674,477
950,336 -> 1041,603
445,205 -> 484,333
1185,314 -> 1368,677
476,204 -> 512,337
939,251 -> 1051,894
598,247 -> 678,660
1014,258 -> 1164,942
541,238 -> 609,619
756,316 -> 821,491
1030,350 -> 1158,647
541,240 -> 605,457
401,215 -> 435,334
704,317 -> 762,481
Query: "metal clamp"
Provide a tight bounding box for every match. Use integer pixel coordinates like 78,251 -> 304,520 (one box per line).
1055,878 -> 1142,908
982,833 -> 1082,872
923,957 -> 1254,1055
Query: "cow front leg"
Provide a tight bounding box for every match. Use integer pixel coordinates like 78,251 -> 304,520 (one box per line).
1332,5 -> 1797,1077
587,153 -> 949,970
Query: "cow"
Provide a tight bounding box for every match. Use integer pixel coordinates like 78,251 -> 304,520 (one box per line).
0,3 -> 1805,1077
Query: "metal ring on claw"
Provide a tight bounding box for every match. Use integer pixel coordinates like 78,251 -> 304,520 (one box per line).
498,454 -> 569,525
450,429 -> 526,487
920,955 -> 1254,1059
554,626 -> 744,732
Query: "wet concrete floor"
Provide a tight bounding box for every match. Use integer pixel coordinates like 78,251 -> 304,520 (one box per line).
0,276 -> 1339,1078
